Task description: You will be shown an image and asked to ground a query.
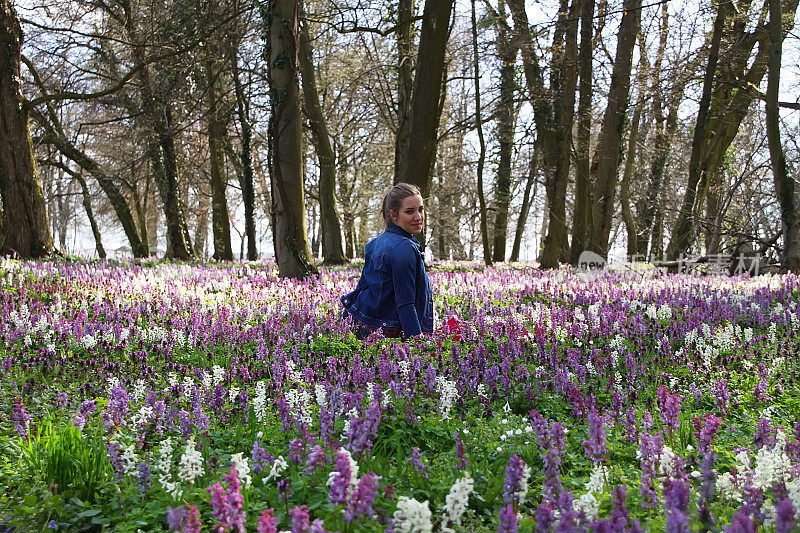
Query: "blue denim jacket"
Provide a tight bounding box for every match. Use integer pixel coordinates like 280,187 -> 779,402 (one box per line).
341,224 -> 434,336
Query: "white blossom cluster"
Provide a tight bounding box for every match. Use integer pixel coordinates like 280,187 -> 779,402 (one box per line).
286,388 -> 313,426
645,303 -> 672,322
178,436 -> 204,484
253,381 -> 268,423
435,376 -> 459,420
231,452 -> 252,488
441,473 -> 474,532
264,456 -> 288,483
156,437 -> 182,500
314,383 -> 328,409
573,464 -> 610,520
393,496 -> 432,533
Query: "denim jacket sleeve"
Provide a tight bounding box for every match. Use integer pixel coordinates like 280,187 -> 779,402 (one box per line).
389,241 -> 422,337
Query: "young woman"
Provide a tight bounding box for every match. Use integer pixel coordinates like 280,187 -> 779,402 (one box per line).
341,183 -> 434,339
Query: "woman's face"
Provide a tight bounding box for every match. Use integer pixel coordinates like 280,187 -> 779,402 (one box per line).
392,194 -> 425,235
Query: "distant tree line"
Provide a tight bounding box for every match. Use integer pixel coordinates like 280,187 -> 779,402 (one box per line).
1,0 -> 798,275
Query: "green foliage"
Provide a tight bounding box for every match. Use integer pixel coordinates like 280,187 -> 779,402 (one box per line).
22,420 -> 111,502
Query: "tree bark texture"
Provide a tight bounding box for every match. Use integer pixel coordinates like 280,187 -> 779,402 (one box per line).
262,0 -> 317,279
0,0 -> 54,258
395,0 -> 454,199
227,39 -> 258,260
393,0 -> 415,185
299,10 -> 346,265
569,0 -> 595,265
491,2 -> 519,263
509,0 -> 581,269
766,0 -> 800,272
203,55 -> 234,261
588,0 -> 641,257
471,0 -> 491,265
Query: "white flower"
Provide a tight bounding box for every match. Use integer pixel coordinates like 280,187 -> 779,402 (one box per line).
585,465 -> 609,494
393,496 -> 432,533
253,381 -> 268,423
314,383 -> 327,408
178,436 -> 205,484
574,492 -> 600,520
264,455 -> 288,483
441,473 -> 474,531
228,386 -> 240,403
212,365 -> 225,386
231,452 -> 252,488
121,443 -> 138,476
435,376 -> 459,420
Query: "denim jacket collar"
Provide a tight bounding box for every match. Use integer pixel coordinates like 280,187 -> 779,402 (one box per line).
386,223 -> 421,249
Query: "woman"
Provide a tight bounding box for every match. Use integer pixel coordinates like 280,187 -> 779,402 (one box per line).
341,183 -> 434,339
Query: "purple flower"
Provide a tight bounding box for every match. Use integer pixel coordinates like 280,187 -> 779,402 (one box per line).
753,419 -> 776,450
498,504 -> 519,533
137,461 -> 151,494
344,472 -> 380,522
257,509 -> 279,533
329,448 -> 354,506
657,386 -> 682,435
207,465 -> 246,532
347,401 -> 382,456
638,432 -> 664,507
290,505 -> 310,533
278,478 -> 293,501
303,444 -> 327,474
609,485 -> 630,530
503,455 -> 528,505
407,447 -> 429,478
775,497 -> 797,533
166,505 -> 201,533
583,408 -> 607,464
663,478 -> 690,533
11,397 -> 31,439
455,431 -> 468,470
714,379 -> 731,413
251,440 -> 273,474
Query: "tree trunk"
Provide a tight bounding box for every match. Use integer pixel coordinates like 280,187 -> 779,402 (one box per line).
394,0 -> 415,185
471,0 -> 491,265
569,0 -> 595,264
0,0 -> 54,258
491,1 -> 519,263
766,0 -> 800,272
395,0 -> 454,199
299,7 -> 346,265
262,0 -> 318,279
194,177 -> 210,260
122,0 -> 193,260
666,0 -> 727,259
619,97 -> 642,258
203,56 -> 233,261
226,39 -> 258,261
509,0 -> 581,269
588,0 -> 641,257
60,165 -> 105,259
510,146 -> 538,262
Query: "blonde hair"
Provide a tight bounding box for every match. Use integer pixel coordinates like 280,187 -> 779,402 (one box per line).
380,183 -> 422,226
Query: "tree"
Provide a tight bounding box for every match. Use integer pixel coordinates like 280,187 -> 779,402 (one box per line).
490,0 -> 519,263
0,0 -> 54,257
569,0 -> 595,264
508,0 -> 582,269
395,0 -> 455,199
588,0 -> 642,257
472,0 -> 491,265
262,0 -> 317,278
766,0 -> 800,272
299,4 -> 346,265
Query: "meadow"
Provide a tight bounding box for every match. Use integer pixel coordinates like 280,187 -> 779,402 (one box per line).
1,258 -> 799,532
